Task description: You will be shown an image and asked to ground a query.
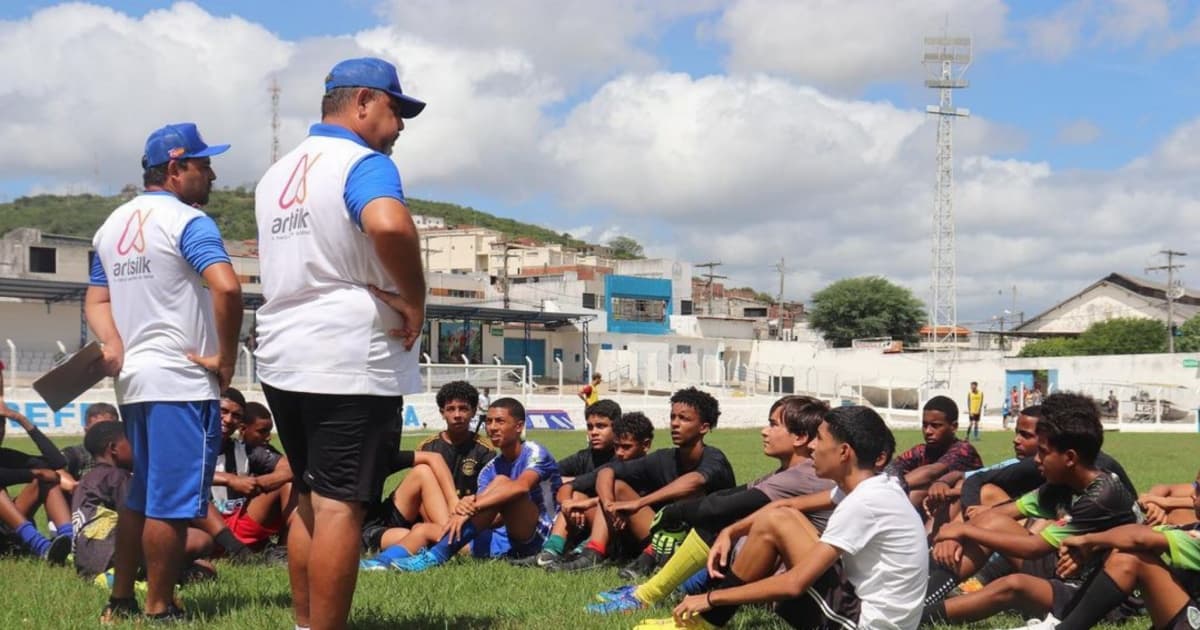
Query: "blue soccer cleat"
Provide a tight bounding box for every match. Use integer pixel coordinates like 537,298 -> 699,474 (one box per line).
594,584 -> 637,602
586,588 -> 648,615
359,555 -> 391,571
390,549 -> 444,573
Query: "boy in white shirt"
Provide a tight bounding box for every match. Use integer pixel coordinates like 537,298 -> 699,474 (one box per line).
658,405 -> 928,630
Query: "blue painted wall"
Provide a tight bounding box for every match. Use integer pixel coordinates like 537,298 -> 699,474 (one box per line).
605,275 -> 672,335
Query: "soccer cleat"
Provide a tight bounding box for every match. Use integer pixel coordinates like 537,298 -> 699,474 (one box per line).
594,584 -> 637,602
550,547 -> 605,572
390,549 -> 444,573
995,614 -> 1060,630
618,552 -> 658,580
585,588 -> 648,615
508,549 -> 560,568
100,597 -> 141,625
44,534 -> 72,565
93,569 -> 148,594
359,555 -> 392,571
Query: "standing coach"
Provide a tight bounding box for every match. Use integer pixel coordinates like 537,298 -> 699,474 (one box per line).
254,57 -> 426,630
87,123 -> 242,622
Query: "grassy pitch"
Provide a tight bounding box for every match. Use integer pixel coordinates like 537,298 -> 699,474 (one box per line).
1,427 -> 1197,629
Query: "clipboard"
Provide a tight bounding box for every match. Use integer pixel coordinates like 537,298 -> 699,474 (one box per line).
32,341 -> 105,411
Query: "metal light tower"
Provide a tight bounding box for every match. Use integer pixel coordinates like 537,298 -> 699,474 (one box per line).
923,31 -> 971,391
269,77 -> 282,164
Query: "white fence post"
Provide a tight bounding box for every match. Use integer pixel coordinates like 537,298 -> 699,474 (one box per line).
461,354 -> 470,381
555,357 -> 563,399
422,352 -> 432,393
4,339 -> 15,389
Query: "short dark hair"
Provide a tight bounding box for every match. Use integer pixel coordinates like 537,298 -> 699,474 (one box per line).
436,380 -> 479,411
923,395 -> 959,424
321,86 -> 376,118
775,395 -> 829,440
244,402 -> 271,424
1036,392 -> 1103,465
222,387 -> 246,409
490,397 -> 526,423
823,406 -> 896,470
85,402 -> 119,423
614,411 -> 654,443
670,387 -> 720,428
142,157 -> 200,187
1019,405 -> 1043,419
85,421 -> 126,457
585,399 -> 621,423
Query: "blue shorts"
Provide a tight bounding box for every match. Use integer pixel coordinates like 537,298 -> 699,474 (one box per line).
470,517 -> 551,559
120,400 -> 221,520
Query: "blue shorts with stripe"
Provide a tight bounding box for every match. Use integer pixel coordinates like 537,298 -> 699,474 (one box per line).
119,400 -> 221,520
471,514 -> 553,559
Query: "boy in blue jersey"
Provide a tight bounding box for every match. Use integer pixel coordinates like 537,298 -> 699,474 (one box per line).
383,397 -> 562,571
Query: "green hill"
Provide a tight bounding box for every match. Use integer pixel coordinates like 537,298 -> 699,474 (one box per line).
0,188 -> 590,248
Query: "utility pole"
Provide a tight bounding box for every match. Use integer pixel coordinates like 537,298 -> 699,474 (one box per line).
773,258 -> 787,305
269,77 -> 281,164
1147,249 -> 1188,353
695,261 -> 726,315
420,234 -> 442,271
492,238 -> 521,310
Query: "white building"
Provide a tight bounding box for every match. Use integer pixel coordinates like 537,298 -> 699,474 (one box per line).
1015,273 -> 1200,335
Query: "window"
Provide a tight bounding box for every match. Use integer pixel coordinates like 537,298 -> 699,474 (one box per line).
582,293 -> 597,309
680,300 -> 693,315
611,296 -> 667,322
743,307 -> 768,317
676,345 -> 692,354
29,246 -> 56,273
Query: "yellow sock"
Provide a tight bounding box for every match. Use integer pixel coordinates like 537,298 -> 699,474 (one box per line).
634,529 -> 711,605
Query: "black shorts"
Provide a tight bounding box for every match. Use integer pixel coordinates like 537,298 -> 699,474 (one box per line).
774,561 -> 861,630
262,383 -> 403,504
969,413 -> 981,422
1168,601 -> 1200,630
361,497 -> 419,551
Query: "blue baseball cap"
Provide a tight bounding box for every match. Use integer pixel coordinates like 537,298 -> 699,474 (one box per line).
142,123 -> 230,168
324,57 -> 426,118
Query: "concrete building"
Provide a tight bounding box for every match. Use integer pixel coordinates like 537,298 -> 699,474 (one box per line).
1015,272 -> 1200,335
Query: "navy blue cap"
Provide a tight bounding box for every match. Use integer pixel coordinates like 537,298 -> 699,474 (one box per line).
142,123 -> 230,168
324,57 -> 426,118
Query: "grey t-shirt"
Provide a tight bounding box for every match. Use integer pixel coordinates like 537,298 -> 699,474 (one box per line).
748,459 -> 835,531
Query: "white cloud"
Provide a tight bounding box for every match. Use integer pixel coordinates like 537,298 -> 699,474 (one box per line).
1023,0 -> 1174,61
713,0 -> 1010,93
1056,119 -> 1102,145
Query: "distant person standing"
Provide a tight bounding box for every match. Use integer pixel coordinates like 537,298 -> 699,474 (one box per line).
579,373 -> 602,408
966,381 -> 983,441
254,57 -> 426,630
86,123 -> 241,622
477,387 -> 491,433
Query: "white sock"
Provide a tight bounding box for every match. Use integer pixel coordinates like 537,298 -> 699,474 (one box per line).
296,625 -> 310,630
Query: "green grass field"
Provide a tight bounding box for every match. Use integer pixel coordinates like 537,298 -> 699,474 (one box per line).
2,428 -> 1197,629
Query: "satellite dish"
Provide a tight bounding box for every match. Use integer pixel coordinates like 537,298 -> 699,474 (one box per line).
1168,283 -> 1186,300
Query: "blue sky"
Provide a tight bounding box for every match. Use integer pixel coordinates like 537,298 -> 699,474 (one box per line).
3,1 -> 1200,321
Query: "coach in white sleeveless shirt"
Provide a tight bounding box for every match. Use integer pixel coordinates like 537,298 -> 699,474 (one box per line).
254,57 -> 426,630
86,123 -> 243,622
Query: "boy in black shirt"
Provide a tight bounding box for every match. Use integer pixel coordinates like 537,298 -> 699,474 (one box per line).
0,405 -> 71,563
416,381 -> 495,498
557,399 -> 622,483
559,387 -> 735,573
59,402 -> 120,493
922,392 -> 1140,626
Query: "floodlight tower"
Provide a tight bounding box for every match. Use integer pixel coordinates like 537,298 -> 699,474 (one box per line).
269,77 -> 282,164
923,31 -> 971,392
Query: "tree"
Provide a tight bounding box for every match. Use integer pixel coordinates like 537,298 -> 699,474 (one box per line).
607,235 -> 644,260
1018,317 -> 1167,357
1177,315 -> 1200,353
807,276 -> 925,348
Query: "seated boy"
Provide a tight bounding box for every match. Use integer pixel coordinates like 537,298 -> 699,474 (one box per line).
1052,505 -> 1200,629
558,399 -> 622,484
73,421 -> 215,585
561,387 -> 736,575
384,397 -> 563,571
921,392 -> 1141,626
518,410 -> 653,568
357,448 -> 459,568
58,402 -> 120,495
588,394 -> 836,615
416,380 -> 496,499
201,400 -> 294,555
0,405 -> 72,562
885,395 -> 982,510
647,405 -> 928,630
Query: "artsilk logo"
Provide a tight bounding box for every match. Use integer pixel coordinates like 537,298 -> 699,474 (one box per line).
273,153 -> 321,237
112,209 -> 153,279
116,209 -> 152,255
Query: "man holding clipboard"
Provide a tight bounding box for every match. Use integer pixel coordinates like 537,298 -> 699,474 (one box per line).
85,123 -> 243,623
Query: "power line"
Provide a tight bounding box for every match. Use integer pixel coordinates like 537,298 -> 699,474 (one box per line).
695,261 -> 727,315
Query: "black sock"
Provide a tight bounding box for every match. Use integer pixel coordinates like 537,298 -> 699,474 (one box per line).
975,553 -> 1014,585
215,529 -> 250,556
701,570 -> 747,628
921,601 -> 948,625
924,564 -> 960,607
1056,571 -> 1127,630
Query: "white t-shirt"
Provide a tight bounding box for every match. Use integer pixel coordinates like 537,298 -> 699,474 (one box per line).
821,474 -> 928,630
253,132 -> 421,396
91,193 -> 220,404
